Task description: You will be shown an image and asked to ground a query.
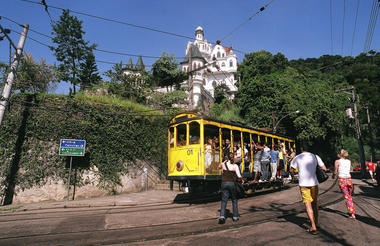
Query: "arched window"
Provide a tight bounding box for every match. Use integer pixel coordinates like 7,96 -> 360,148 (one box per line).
222,53 -> 225,57
217,52 -> 221,58
212,81 -> 217,87
229,60 -> 233,67
221,62 -> 225,67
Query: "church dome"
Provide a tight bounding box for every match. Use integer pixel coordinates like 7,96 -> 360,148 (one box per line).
195,26 -> 203,32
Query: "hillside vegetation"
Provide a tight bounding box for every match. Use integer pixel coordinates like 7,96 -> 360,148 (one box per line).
0,93 -> 170,203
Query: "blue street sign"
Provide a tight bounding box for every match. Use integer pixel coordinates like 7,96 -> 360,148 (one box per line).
60,139 -> 86,149
59,139 -> 86,156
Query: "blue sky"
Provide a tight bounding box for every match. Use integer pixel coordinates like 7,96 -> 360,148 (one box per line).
1,0 -> 378,94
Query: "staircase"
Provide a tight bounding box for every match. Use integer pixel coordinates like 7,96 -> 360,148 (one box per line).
154,179 -> 172,190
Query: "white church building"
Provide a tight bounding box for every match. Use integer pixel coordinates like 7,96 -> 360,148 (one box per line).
180,26 -> 238,109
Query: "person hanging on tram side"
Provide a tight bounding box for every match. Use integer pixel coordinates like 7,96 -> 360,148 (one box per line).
260,142 -> 271,182
204,137 -> 213,169
251,141 -> 263,184
223,138 -> 231,161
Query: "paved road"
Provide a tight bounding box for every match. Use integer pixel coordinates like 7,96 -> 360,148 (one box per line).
0,178 -> 378,245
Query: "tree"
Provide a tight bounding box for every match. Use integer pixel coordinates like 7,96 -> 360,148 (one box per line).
236,51 -> 350,163
151,52 -> 187,91
79,45 -> 102,90
14,53 -> 58,93
213,83 -> 230,104
104,61 -> 149,102
51,9 -> 97,94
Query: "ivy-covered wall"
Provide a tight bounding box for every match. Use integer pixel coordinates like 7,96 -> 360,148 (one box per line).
0,94 -> 169,204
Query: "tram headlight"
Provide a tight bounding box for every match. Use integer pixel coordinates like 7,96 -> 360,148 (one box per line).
176,160 -> 184,172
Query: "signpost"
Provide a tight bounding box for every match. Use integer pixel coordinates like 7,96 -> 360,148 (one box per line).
59,139 -> 86,200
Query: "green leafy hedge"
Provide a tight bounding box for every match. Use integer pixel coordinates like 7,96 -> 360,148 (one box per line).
0,93 -> 169,195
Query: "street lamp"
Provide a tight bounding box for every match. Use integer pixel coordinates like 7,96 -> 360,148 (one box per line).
273,110 -> 300,132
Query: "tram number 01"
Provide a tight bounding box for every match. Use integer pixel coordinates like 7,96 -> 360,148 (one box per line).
187,149 -> 193,156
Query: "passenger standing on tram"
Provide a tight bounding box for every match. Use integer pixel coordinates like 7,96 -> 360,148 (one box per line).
270,145 -> 280,181
204,137 -> 213,169
277,142 -> 286,179
287,147 -> 296,182
223,138 -> 231,160
260,142 -> 271,182
218,152 -> 242,224
251,141 -> 263,183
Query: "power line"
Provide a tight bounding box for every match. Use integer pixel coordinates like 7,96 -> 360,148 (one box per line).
1,16 -> 185,60
364,0 -> 380,52
8,28 -> 155,68
20,0 -> 194,40
341,0 -> 346,56
350,0 -> 360,56
221,0 -> 275,41
330,0 -> 334,54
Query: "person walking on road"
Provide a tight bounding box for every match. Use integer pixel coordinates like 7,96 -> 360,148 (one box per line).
218,152 -> 242,224
366,161 -> 377,182
290,143 -> 327,234
333,149 -> 356,219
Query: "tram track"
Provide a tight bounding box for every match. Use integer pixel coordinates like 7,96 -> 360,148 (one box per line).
0,179 -> 337,224
0,181 -> 343,245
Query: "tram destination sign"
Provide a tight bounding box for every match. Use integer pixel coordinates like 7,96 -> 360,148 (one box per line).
59,139 -> 86,156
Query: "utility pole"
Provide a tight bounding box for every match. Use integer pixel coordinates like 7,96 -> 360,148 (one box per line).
364,105 -> 375,162
335,86 -> 366,177
351,87 -> 366,178
0,24 -> 29,126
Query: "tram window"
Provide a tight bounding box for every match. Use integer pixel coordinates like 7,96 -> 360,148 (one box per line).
204,124 -> 219,144
267,137 -> 273,148
273,138 -> 279,145
251,134 -> 259,144
222,128 -> 231,159
189,122 -> 200,144
169,127 -> 174,148
232,130 -> 241,147
176,124 -> 187,147
243,132 -> 250,161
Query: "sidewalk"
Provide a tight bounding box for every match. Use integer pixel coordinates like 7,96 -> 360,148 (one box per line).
0,189 -> 181,213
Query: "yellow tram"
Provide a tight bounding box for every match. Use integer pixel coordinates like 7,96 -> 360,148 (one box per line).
168,112 -> 296,192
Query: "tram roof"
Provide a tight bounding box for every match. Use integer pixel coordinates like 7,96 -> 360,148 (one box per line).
168,112 -> 295,141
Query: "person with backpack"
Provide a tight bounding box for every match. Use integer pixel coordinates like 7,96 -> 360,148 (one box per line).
218,152 -> 242,224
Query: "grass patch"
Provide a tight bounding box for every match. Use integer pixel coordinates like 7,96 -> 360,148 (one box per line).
74,93 -> 163,114
0,205 -> 23,211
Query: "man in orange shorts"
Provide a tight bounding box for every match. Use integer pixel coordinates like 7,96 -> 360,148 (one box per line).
290,143 -> 327,235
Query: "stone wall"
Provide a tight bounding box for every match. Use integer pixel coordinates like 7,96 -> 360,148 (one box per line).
11,161 -> 161,204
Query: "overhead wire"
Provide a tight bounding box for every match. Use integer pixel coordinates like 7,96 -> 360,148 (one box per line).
364,0 -> 380,52
20,0 -> 194,40
367,0 -> 380,52
1,15 -> 185,60
330,0 -> 334,54
221,0 -> 276,41
350,0 -> 360,56
341,0 -> 346,56
19,1 -> 248,56
7,28 -> 154,68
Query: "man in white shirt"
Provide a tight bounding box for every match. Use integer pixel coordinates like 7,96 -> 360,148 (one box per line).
290,142 -> 327,235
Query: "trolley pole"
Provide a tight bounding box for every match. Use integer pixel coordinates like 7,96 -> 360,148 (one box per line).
0,24 -> 29,127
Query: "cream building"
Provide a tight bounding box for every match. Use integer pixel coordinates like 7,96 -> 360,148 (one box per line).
180,26 -> 238,109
